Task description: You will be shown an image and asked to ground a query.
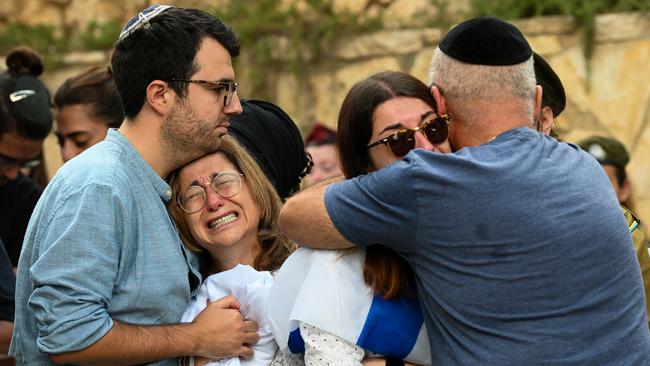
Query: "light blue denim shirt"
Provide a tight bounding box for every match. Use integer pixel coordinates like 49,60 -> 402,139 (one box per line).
10,129 -> 201,365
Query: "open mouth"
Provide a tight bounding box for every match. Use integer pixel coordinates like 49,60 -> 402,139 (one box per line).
207,212 -> 238,229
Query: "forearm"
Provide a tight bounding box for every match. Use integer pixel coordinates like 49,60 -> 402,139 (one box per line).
49,320 -> 197,365
279,177 -> 353,250
0,320 -> 12,354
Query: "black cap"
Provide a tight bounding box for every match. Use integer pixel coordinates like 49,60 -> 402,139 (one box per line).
577,136 -> 629,170
9,76 -> 52,129
534,52 -> 566,117
439,16 -> 532,66
229,99 -> 311,200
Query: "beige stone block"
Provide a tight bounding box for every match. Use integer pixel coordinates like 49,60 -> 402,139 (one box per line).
62,51 -> 110,66
422,27 -> 443,46
383,0 -> 438,29
16,0 -> 63,26
595,12 -> 650,43
331,0 -> 368,14
334,29 -> 424,60
514,15 -> 574,35
410,47 -> 436,84
274,72 -> 301,125
311,57 -> 401,126
629,126 -> 650,221
527,35 -> 562,56
587,41 -> 650,145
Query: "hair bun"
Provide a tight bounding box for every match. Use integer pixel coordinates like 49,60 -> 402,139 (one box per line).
6,46 -> 44,76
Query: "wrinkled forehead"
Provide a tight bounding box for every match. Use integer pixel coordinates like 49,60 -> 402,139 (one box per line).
178,152 -> 236,186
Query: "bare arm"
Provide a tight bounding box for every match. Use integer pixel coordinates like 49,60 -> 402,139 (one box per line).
49,295 -> 259,365
279,177 -> 353,250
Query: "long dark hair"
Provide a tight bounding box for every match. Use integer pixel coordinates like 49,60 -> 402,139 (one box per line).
337,70 -> 438,298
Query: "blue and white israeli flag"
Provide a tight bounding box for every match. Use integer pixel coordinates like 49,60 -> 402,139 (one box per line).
268,248 -> 431,365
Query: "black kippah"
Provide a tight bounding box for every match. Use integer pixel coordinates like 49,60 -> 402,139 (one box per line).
533,52 -> 566,117
439,16 -> 532,66
229,99 -> 310,200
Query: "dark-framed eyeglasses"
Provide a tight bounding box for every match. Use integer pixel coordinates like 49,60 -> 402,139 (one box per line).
366,114 -> 450,157
177,170 -> 244,214
168,79 -> 239,107
0,152 -> 42,171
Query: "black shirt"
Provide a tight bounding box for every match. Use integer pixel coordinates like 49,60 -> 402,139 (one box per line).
0,240 -> 15,321
0,173 -> 42,266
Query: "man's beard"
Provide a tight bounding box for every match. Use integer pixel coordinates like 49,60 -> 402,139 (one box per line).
160,99 -> 224,169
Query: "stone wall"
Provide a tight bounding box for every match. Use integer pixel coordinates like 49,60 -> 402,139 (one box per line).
2,1 -> 650,220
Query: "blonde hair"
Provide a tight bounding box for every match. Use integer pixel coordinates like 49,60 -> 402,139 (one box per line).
168,135 -> 296,273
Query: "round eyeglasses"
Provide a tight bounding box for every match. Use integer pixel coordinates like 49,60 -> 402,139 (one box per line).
177,170 -> 244,214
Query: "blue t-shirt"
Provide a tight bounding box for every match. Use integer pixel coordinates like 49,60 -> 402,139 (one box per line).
10,129 -> 201,365
325,128 -> 650,365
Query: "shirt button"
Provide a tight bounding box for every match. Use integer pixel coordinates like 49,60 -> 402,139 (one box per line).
165,188 -> 172,198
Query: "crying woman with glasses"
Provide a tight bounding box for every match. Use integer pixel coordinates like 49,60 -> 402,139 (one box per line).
167,98 -> 315,366
268,71 -> 449,366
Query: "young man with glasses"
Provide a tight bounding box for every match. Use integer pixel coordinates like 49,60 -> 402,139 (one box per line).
279,17 -> 650,364
0,46 -> 52,269
11,5 -> 254,365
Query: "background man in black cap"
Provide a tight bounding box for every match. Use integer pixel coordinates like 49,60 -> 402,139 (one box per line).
278,16 -> 650,364
0,46 -> 52,269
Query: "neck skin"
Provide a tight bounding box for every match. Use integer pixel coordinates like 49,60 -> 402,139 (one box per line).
432,85 -> 542,150
206,238 -> 263,274
448,99 -> 533,148
119,107 -> 176,179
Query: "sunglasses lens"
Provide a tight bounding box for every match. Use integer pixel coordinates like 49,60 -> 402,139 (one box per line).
388,130 -> 416,157
424,118 -> 448,144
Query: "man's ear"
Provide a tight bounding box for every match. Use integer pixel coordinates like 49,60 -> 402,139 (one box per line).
145,80 -> 174,116
430,85 -> 447,115
539,106 -> 554,135
533,85 -> 543,123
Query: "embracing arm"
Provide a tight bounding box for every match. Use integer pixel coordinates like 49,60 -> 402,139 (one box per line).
279,177 -> 353,250
50,295 -> 259,365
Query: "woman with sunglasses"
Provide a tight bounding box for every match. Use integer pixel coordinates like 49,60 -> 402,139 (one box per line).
269,71 -> 450,366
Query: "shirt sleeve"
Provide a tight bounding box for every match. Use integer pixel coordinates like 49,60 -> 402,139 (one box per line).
28,184 -> 126,354
324,157 -> 421,254
300,322 -> 365,366
0,242 -> 15,322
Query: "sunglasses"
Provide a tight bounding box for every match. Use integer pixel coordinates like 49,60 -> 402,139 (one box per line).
167,79 -> 239,107
367,114 -> 450,157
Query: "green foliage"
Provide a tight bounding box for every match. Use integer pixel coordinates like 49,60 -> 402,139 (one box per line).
0,22 -> 66,69
0,19 -> 121,69
78,20 -> 122,51
210,0 -> 383,92
469,0 -> 650,60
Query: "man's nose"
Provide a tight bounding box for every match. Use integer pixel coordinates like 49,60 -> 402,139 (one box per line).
225,94 -> 243,115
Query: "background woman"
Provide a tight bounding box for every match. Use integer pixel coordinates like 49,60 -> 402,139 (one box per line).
53,67 -> 123,162
269,70 -> 451,366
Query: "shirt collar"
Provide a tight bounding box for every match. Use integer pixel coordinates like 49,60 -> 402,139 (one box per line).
106,128 -> 173,201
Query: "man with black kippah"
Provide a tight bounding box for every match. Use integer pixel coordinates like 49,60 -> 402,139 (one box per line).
279,16 -> 650,364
